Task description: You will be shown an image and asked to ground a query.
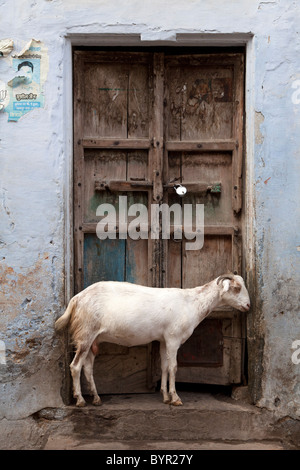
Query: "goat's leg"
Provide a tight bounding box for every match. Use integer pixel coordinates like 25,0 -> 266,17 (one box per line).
166,342 -> 183,406
159,341 -> 170,404
70,345 -> 90,407
83,349 -> 101,406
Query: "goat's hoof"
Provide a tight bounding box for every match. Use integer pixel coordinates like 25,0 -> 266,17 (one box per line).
170,399 -> 183,406
161,390 -> 171,404
92,396 -> 102,406
75,399 -> 86,407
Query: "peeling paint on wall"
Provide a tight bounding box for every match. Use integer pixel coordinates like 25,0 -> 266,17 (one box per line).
0,251 -> 65,417
0,341 -> 6,365
255,111 -> 265,145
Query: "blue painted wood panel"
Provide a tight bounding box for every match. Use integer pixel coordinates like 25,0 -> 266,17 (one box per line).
83,235 -> 126,288
83,234 -> 148,288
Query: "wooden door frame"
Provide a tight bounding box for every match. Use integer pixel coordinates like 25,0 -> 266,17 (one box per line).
62,37 -> 257,403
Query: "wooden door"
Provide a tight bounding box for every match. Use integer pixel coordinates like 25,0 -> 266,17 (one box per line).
73,50 -> 245,394
162,54 -> 245,385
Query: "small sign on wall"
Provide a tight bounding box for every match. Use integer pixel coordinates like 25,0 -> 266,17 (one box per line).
0,38 -> 48,121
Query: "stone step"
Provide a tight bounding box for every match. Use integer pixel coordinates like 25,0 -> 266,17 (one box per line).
44,438 -> 286,450
30,391 -> 299,449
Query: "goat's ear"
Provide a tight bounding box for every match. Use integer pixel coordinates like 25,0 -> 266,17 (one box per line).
221,279 -> 241,293
222,279 -> 231,292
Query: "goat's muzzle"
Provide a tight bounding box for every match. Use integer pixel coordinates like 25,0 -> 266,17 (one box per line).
240,303 -> 250,312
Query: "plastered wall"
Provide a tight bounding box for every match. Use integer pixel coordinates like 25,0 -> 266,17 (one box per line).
0,0 -> 299,420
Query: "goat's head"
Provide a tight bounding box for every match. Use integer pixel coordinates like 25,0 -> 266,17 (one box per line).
216,274 -> 250,312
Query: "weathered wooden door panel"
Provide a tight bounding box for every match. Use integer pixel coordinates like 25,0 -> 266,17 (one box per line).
83,345 -> 149,394
83,149 -> 148,223
163,53 -> 245,385
83,236 -> 126,287
176,312 -> 244,385
74,50 -> 245,393
167,236 -> 233,289
166,62 -> 235,141
74,51 -> 154,394
82,55 -> 151,139
167,151 -> 233,226
83,234 -> 149,288
177,319 -> 223,367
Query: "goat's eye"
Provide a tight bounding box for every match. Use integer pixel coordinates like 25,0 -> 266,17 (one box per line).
233,285 -> 241,293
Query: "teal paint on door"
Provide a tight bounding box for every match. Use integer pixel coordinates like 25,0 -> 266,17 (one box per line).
83,234 -> 126,288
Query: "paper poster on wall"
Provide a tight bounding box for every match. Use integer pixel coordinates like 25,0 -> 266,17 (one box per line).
0,39 -> 13,113
0,38 -> 14,57
0,80 -> 9,112
4,39 -> 48,121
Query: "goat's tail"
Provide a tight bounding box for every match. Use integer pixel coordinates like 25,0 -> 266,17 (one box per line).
55,297 -> 76,332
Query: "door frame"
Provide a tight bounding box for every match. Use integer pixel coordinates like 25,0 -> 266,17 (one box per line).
62,33 -> 257,403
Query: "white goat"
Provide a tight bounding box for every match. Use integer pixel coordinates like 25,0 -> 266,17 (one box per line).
55,273 -> 250,407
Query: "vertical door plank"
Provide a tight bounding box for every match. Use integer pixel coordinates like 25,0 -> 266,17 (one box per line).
128,64 -> 150,139
232,55 -> 245,214
149,53 -> 164,287
165,152 -> 182,288
73,52 -> 85,293
167,239 -> 182,288
151,53 -> 164,203
126,238 -> 148,286
165,64 -> 182,141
